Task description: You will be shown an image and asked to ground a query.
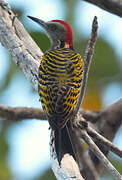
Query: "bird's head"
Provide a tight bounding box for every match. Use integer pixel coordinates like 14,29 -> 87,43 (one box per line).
28,16 -> 73,50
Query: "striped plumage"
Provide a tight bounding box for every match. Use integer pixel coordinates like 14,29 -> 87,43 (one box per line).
28,16 -> 83,165
38,48 -> 83,130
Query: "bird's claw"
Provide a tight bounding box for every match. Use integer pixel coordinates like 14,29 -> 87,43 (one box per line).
74,115 -> 88,129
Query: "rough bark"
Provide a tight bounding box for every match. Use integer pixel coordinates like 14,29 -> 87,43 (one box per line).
0,0 -> 42,91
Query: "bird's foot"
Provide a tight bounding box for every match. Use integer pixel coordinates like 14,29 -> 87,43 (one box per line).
74,113 -> 88,130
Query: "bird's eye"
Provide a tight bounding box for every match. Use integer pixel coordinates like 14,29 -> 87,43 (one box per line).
50,25 -> 57,31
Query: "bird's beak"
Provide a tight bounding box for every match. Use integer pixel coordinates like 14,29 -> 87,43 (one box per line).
27,16 -> 47,29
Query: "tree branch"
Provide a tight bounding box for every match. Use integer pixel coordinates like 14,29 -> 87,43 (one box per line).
87,126 -> 122,158
83,0 -> 122,18
73,129 -> 99,180
0,98 -> 122,124
85,98 -> 122,176
80,130 -> 122,180
0,99 -> 122,179
79,98 -> 122,124
0,0 -> 42,91
0,105 -> 46,121
74,16 -> 98,115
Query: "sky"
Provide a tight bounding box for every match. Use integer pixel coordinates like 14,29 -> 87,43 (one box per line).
0,0 -> 122,179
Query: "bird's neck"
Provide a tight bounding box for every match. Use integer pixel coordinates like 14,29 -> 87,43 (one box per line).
50,39 -> 73,50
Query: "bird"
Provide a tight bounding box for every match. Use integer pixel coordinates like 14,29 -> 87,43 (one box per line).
28,16 -> 83,165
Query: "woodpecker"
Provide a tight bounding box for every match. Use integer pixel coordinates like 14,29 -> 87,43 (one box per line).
28,16 -> 83,165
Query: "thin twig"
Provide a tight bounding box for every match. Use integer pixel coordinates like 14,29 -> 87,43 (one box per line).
74,132 -> 98,180
74,16 -> 98,115
80,130 -> 122,180
87,126 -> 122,158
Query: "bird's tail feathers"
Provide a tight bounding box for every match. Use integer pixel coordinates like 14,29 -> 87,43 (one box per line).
54,122 -> 77,165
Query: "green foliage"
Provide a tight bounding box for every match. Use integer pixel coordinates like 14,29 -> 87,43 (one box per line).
0,134 -> 12,179
101,158 -> 122,180
30,32 -> 50,52
111,158 -> 122,175
0,134 -> 8,160
34,169 -> 56,180
0,59 -> 20,95
12,8 -> 23,18
89,38 -> 121,85
40,169 -> 56,180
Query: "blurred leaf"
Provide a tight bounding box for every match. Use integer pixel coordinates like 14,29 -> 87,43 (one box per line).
12,8 -> 23,18
88,38 -> 121,86
110,158 -> 122,175
40,169 -> 56,180
0,134 -> 8,161
0,163 -> 12,180
101,158 -> 122,180
34,168 -> 56,180
75,37 -> 122,89
30,32 -> 50,52
82,89 -> 102,110
0,59 -> 20,95
0,133 -> 12,180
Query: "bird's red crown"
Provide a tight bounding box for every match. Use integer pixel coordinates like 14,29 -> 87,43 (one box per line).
52,20 -> 73,47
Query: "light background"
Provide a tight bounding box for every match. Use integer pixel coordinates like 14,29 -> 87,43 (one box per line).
0,0 -> 122,180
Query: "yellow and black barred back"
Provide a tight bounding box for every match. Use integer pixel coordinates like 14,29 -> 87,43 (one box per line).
38,47 -> 83,130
